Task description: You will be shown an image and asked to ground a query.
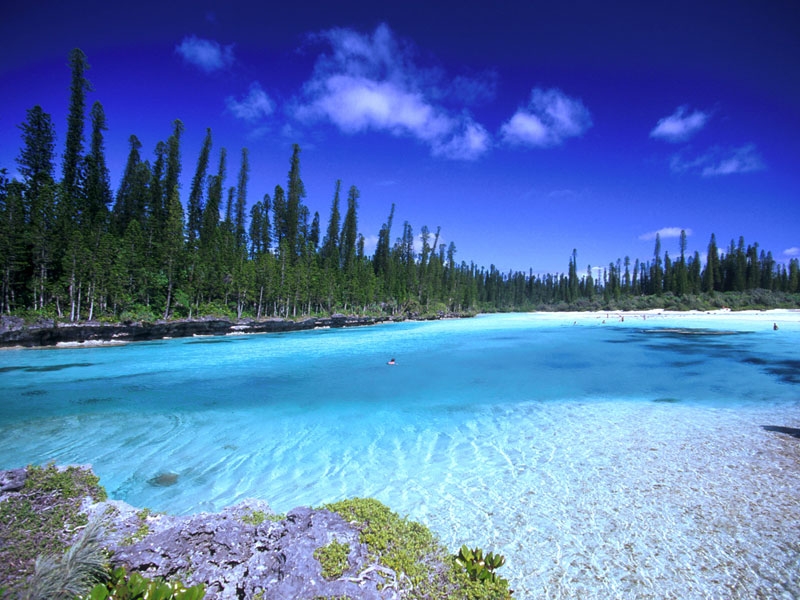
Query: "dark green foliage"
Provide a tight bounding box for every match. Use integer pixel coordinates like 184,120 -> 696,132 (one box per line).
84,567 -> 205,600
61,48 -> 91,207
2,47 -> 798,322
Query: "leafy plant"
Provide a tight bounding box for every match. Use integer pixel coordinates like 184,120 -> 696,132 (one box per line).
454,545 -> 508,585
83,567 -> 205,600
313,539 -> 351,580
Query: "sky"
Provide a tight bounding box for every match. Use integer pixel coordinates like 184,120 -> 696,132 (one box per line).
2,0 -> 799,276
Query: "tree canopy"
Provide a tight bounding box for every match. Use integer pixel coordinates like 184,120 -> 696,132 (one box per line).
1,49 -> 798,321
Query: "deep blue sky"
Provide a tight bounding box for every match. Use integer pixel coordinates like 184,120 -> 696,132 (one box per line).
2,1 -> 799,275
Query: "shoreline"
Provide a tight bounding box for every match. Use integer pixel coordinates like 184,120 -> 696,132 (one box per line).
2,308 -> 797,350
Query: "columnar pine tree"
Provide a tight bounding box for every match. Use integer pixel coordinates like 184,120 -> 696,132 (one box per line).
187,128 -> 212,250
234,148 -> 249,250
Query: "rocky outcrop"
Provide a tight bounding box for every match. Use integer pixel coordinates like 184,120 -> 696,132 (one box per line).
83,499 -> 393,600
0,315 -> 397,348
2,466 -> 411,599
0,312 -> 473,349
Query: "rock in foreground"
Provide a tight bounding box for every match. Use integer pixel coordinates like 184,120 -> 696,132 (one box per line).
1,465 -> 512,600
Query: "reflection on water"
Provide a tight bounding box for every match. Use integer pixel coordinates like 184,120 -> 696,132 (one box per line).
1,312 -> 799,598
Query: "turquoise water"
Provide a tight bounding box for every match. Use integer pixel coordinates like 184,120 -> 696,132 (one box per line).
2,312 -> 799,598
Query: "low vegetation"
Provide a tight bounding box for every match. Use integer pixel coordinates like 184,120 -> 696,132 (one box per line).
324,497 -> 512,599
313,539 -> 351,580
0,464 -> 106,588
3,467 -> 512,599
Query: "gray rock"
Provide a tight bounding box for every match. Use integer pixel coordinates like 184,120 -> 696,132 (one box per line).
0,468 -> 27,499
85,499 -> 396,600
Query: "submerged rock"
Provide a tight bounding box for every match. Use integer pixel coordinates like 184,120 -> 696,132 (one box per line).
149,472 -> 179,486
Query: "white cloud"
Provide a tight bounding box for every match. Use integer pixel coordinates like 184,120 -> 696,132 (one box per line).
293,24 -> 491,160
176,35 -> 234,73
701,144 -> 765,176
500,88 -> 592,147
639,227 -> 692,241
783,247 -> 800,257
670,144 -> 765,176
650,106 -> 709,142
362,234 -> 379,256
432,119 -> 491,160
226,82 -> 274,122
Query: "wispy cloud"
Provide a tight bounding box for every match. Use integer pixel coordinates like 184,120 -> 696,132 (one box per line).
500,88 -> 592,147
783,247 -> 800,257
701,144 -> 765,176
176,35 -> 234,73
293,24 -> 491,160
639,227 -> 692,241
650,106 -> 709,142
671,144 -> 765,176
226,82 -> 274,122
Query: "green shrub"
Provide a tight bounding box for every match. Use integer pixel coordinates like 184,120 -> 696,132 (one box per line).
313,539 -> 351,579
240,510 -> 266,526
83,567 -> 205,600
323,498 -> 512,599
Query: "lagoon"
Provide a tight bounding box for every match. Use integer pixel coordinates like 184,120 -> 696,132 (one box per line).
2,311 -> 799,598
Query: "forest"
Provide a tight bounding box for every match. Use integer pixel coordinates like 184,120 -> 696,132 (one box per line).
2,49 -> 799,324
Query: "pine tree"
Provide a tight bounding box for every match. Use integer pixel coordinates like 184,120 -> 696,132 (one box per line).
187,128 -> 212,249
201,149 -> 226,248
234,148 -> 249,250
703,233 -> 720,293
61,48 -> 91,213
340,185 -> 359,273
0,174 -> 26,312
83,101 -> 112,228
285,144 -> 305,262
321,180 -> 342,266
17,106 -> 58,309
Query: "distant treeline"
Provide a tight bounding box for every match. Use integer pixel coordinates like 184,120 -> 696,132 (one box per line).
1,49 -> 799,322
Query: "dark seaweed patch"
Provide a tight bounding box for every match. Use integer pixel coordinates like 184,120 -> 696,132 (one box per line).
642,328 -> 747,337
739,357 -> 800,385
21,389 -> 47,396
0,366 -> 27,374
669,360 -> 698,368
741,356 -> 769,365
185,339 -> 231,345
653,397 -> 680,403
72,396 -> 115,405
763,360 -> 800,384
25,362 -> 93,372
762,426 -> 800,439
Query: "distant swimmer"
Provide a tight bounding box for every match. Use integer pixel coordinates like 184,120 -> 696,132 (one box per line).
773,323 -> 779,331
387,358 -> 396,365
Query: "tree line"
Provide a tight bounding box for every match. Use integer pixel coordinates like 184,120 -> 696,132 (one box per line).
1,49 -> 798,322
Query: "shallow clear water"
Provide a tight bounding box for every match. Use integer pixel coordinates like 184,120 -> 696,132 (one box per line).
2,312 -> 799,598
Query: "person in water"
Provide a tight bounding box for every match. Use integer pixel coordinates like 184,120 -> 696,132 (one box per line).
387,358 -> 396,365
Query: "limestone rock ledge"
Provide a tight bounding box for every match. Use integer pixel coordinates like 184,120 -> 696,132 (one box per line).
83,499 -> 391,600
1,466 -> 402,599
